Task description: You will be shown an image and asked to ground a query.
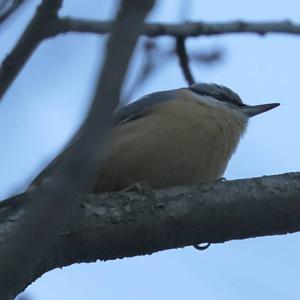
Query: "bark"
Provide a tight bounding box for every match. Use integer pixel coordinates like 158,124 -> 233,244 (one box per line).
0,172 -> 299,295
48,19 -> 300,38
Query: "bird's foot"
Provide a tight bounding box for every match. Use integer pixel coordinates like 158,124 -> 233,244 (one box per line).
121,181 -> 152,195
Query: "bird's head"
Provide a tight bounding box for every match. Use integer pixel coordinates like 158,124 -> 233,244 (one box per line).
188,83 -> 280,118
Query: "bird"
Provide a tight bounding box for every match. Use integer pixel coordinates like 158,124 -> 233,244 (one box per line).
93,83 -> 279,192
29,83 -> 280,193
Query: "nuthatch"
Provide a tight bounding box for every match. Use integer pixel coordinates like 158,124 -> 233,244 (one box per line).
29,83 -> 279,193
93,83 -> 279,192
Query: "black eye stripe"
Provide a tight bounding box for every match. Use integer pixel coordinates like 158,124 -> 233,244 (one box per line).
216,92 -> 244,106
189,83 -> 244,107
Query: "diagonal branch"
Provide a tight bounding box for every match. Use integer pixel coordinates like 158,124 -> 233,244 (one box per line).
0,172 -> 299,294
0,0 -> 63,100
0,0 -> 25,25
48,18 -> 300,38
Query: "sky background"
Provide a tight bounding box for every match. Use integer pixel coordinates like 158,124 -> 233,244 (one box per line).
1,0 -> 300,299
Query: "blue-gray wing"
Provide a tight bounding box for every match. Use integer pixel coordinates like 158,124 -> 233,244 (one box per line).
113,90 -> 177,125
28,90 -> 176,188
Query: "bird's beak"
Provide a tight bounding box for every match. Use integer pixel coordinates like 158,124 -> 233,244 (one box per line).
241,103 -> 280,117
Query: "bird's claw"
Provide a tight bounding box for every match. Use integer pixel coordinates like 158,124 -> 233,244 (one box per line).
121,181 -> 152,194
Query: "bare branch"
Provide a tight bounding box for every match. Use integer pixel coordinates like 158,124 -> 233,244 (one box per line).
176,37 -> 194,85
1,172 -> 299,293
1,14 -> 298,101
0,0 -> 155,298
0,0 -> 25,25
48,18 -> 300,38
0,0 -> 63,100
0,2 -> 298,297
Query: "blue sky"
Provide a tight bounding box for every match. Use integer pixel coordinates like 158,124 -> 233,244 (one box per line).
1,0 -> 300,299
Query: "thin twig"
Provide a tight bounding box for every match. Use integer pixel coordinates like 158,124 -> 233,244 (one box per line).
48,18 -> 300,38
2,17 -> 300,100
0,0 -> 25,25
0,0 -> 63,101
176,37 -> 194,85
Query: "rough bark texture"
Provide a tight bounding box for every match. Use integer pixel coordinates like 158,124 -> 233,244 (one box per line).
0,172 -> 299,294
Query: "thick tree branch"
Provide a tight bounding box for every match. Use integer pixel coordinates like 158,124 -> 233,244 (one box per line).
0,0 -> 63,100
1,172 -> 300,294
48,18 -> 300,38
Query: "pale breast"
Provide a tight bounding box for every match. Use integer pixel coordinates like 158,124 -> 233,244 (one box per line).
94,97 -> 246,192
